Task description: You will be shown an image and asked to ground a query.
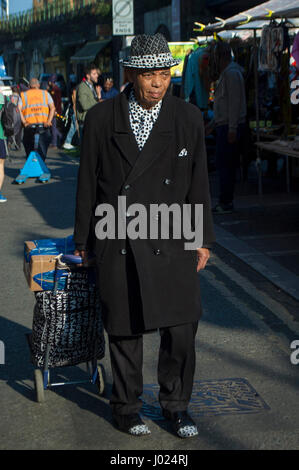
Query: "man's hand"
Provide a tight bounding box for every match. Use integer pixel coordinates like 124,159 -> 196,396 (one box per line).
196,248 -> 210,272
96,85 -> 102,99
44,121 -> 52,128
74,249 -> 89,267
228,129 -> 237,144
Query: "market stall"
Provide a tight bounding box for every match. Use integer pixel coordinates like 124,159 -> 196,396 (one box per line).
193,0 -> 299,194
195,0 -> 299,34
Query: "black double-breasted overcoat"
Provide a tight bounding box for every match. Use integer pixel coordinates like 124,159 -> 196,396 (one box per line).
74,85 -> 215,336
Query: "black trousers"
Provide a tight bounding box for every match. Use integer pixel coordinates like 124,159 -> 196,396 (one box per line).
215,123 -> 246,205
23,127 -> 51,161
108,321 -> 198,417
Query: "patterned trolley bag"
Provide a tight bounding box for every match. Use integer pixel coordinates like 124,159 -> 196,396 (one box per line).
30,266 -> 105,369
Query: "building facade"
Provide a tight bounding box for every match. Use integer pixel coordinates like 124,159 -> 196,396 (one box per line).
0,0 -> 111,85
140,0 -> 269,41
0,0 -> 267,88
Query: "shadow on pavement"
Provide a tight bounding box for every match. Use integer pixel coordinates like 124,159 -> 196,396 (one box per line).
14,180 -> 75,230
196,338 -> 299,392
49,378 -> 113,426
0,316 -> 35,402
0,314 -> 113,426
4,153 -> 78,231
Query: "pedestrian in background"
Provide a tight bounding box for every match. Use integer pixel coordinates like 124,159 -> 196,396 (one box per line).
10,86 -> 22,107
99,76 -> 119,101
18,77 -> 29,93
9,86 -> 23,150
48,74 -> 63,149
0,92 -> 7,202
76,63 -> 101,140
63,83 -> 78,150
19,78 -> 55,161
208,41 -> 247,214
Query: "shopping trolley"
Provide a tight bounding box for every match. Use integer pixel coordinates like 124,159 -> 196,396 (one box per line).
27,254 -> 105,403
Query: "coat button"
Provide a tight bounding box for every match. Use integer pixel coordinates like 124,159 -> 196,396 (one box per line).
154,249 -> 161,255
124,184 -> 131,190
164,178 -> 172,185
120,249 -> 127,255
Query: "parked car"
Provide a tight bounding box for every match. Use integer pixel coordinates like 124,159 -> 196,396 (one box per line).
39,73 -> 67,97
0,76 -> 14,96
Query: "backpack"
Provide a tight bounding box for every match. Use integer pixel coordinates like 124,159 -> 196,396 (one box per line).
1,96 -> 18,137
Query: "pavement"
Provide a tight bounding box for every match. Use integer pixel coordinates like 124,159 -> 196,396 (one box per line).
0,146 -> 298,452
209,155 -> 299,301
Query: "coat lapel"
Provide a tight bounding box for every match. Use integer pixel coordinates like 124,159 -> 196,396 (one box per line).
112,87 -> 140,167
112,86 -> 175,184
126,92 -> 175,185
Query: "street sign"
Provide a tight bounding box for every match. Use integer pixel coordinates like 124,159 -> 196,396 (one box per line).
112,0 -> 134,36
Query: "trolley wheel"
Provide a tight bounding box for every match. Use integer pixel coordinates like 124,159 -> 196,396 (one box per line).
34,369 -> 45,403
95,364 -> 105,396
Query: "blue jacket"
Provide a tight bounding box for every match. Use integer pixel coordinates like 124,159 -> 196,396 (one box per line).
184,48 -> 209,110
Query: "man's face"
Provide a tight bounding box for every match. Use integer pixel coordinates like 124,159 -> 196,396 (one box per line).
87,69 -> 99,84
103,79 -> 113,92
129,68 -> 171,109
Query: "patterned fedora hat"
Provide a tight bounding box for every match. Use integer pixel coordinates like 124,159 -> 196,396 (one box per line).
120,33 -> 181,69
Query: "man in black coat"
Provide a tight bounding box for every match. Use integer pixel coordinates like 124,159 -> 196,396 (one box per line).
74,34 -> 215,438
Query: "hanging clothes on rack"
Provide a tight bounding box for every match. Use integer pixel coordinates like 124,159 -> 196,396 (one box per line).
184,46 -> 210,111
291,31 -> 299,72
259,22 -> 288,73
180,49 -> 193,99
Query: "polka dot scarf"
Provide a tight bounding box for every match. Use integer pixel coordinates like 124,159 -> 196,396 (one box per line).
128,89 -> 162,151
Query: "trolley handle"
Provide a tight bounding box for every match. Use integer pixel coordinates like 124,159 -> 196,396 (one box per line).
60,254 -> 83,265
53,254 -> 83,293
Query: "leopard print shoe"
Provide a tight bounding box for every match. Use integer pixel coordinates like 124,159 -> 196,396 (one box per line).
163,410 -> 198,439
113,413 -> 151,436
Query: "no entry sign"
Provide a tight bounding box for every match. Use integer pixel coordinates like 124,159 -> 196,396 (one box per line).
113,0 -> 134,36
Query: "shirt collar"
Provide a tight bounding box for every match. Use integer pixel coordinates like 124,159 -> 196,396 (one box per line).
129,88 -> 162,122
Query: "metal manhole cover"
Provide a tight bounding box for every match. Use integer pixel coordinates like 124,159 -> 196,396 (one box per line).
141,378 -> 270,421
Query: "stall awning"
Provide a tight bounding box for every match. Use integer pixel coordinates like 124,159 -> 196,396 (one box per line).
70,39 -> 111,62
195,0 -> 299,34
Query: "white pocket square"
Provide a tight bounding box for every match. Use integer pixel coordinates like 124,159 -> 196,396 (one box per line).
178,148 -> 188,157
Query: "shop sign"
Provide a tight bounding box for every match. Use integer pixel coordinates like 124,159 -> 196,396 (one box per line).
168,42 -> 198,77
